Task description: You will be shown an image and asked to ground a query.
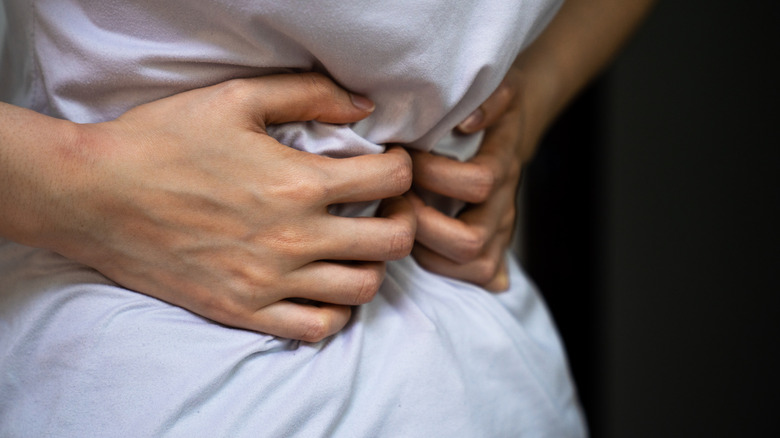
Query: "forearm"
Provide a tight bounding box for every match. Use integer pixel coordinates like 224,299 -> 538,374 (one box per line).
517,0 -> 657,140
0,102 -> 84,249
0,75 -> 415,340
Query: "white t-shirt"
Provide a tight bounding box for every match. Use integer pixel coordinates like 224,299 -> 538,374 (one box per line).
0,1 -> 586,436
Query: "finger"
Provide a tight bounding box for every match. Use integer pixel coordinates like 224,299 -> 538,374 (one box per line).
412,234 -> 511,291
407,188 -> 514,264
409,150 -> 500,203
226,73 -> 375,128
406,190 -> 489,263
315,195 -> 416,261
248,300 -> 353,342
411,124 -> 522,231
457,80 -> 516,134
285,261 -> 386,306
472,116 -> 521,159
412,111 -> 523,205
320,146 -> 413,204
482,259 -> 510,292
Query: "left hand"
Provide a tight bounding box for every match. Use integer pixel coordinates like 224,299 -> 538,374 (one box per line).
406,65 -> 538,291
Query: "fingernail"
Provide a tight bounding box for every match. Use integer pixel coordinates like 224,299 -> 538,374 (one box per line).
458,108 -> 484,133
350,93 -> 375,112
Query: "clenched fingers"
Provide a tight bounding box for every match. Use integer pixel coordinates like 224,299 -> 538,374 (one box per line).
313,195 -> 416,262
412,231 -> 512,292
409,150 -> 504,204
247,300 -> 353,343
286,261 -> 386,306
320,146 -> 413,205
406,187 -> 514,264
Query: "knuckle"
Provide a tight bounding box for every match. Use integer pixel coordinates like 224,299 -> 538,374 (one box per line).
349,268 -> 383,305
217,78 -> 251,105
457,227 -> 488,262
386,222 -> 415,260
298,315 -> 331,343
469,166 -> 496,203
267,227 -> 309,258
495,82 -> 516,107
472,257 -> 501,285
389,155 -> 413,194
202,292 -> 252,328
299,73 -> 337,101
222,261 -> 279,305
299,174 -> 331,202
275,170 -> 330,204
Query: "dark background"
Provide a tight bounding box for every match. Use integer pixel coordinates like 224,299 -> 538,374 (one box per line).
2,1 -> 777,436
521,1 -> 780,437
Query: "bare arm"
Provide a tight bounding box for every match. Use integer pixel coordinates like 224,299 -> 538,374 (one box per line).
0,103 -> 83,248
514,0 -> 657,154
409,0 -> 657,289
0,74 -> 415,342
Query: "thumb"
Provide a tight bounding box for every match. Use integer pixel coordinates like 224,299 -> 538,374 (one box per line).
237,73 -> 375,128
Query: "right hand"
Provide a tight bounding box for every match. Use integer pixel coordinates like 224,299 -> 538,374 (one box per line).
47,73 -> 415,342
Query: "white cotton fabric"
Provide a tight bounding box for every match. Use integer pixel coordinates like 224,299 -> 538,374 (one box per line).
0,0 -> 586,436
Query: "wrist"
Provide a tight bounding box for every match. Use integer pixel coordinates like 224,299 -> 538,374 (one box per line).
37,120 -> 118,259
0,108 -> 97,255
0,105 -> 69,246
28,119 -> 89,252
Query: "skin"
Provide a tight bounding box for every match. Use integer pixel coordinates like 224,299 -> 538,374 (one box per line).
0,0 -> 657,340
0,73 -> 415,342
409,0 -> 657,291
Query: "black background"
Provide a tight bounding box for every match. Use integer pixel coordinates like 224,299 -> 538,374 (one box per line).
521,1 -> 780,436
2,1 -> 778,436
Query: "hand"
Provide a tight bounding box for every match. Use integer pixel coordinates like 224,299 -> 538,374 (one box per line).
45,73 -> 415,341
407,65 -> 538,291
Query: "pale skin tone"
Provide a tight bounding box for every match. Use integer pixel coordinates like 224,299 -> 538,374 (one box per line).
0,0 -> 655,341
0,74 -> 416,342
411,0 -> 657,291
